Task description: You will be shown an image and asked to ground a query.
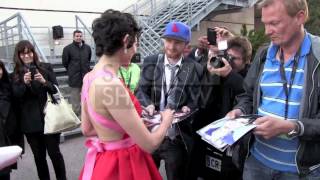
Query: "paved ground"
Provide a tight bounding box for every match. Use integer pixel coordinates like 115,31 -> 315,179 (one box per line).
10,135 -> 167,180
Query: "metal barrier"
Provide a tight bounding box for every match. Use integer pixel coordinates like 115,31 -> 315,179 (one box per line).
123,0 -> 258,58
0,13 -> 48,71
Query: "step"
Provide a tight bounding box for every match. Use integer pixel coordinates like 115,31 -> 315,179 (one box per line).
60,127 -> 82,143
56,76 -> 68,85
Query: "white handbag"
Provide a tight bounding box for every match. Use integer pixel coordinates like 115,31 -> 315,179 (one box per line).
44,85 -> 81,134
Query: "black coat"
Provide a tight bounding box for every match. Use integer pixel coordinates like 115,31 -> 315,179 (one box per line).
12,63 -> 58,133
137,54 -> 203,111
62,41 -> 92,87
0,79 -> 23,175
188,47 -> 249,129
194,65 -> 249,130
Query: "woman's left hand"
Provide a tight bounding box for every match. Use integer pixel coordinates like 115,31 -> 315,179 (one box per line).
34,70 -> 46,84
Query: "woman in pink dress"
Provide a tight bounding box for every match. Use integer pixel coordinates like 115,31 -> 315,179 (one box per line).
79,9 -> 174,180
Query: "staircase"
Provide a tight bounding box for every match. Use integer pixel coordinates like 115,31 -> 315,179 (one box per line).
124,0 -> 258,58
0,13 -> 49,72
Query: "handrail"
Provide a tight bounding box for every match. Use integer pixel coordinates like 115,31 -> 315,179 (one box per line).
19,13 -> 49,62
122,0 -> 257,59
0,12 -> 21,25
75,15 -> 92,34
0,12 -> 49,62
0,24 -> 18,33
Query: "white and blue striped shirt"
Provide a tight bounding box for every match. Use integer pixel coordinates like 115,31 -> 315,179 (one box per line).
251,34 -> 311,173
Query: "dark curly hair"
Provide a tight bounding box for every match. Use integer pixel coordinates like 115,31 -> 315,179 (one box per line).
92,9 -> 141,57
227,36 -> 252,63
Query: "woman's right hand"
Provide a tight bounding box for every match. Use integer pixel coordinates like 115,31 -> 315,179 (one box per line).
161,109 -> 174,125
24,72 -> 32,84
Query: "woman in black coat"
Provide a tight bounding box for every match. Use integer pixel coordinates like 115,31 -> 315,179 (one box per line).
0,60 -> 21,180
11,40 -> 67,180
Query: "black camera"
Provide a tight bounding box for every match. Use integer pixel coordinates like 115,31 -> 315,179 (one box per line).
210,50 -> 235,68
27,63 -> 37,79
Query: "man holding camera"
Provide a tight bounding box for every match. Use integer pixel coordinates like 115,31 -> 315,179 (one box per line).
227,0 -> 320,179
189,28 -> 252,180
136,21 -> 203,180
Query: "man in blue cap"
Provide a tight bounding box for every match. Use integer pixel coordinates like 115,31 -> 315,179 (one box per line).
137,21 -> 203,180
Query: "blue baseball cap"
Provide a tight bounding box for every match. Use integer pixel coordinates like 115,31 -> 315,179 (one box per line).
162,21 -> 191,43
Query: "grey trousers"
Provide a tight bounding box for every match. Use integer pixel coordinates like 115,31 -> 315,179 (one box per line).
70,87 -> 81,117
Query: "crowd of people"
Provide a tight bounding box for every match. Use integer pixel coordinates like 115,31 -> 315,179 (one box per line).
1,0 -> 320,179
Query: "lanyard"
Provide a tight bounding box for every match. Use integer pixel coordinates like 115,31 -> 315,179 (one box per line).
119,68 -> 132,89
279,47 -> 301,120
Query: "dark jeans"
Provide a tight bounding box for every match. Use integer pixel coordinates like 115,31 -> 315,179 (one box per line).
243,155 -> 320,180
187,134 -> 206,180
152,137 -> 188,180
25,132 -> 66,180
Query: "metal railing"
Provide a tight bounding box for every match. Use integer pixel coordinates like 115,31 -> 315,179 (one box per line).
137,19 -> 162,57
0,12 -> 48,64
123,0 -> 173,16
123,0 -> 257,58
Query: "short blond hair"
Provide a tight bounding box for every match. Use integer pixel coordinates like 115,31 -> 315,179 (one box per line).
257,0 -> 309,21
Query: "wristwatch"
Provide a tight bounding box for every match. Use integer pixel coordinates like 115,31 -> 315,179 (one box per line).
287,122 -> 300,138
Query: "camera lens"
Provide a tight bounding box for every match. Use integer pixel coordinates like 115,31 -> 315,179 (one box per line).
210,57 -> 222,68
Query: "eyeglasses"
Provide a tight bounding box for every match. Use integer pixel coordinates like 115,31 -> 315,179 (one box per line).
20,51 -> 33,57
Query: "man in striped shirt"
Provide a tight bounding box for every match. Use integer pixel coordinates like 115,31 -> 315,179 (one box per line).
227,0 -> 320,179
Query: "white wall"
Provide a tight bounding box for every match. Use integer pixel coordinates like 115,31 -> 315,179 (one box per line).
0,0 -> 137,26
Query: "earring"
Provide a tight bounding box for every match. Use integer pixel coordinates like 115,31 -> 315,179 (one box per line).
124,48 -> 128,54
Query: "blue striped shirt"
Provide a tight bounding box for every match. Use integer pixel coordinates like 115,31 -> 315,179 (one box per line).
251,34 -> 311,173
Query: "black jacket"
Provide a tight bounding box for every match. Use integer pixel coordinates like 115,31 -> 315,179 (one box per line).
137,54 -> 203,111
234,33 -> 320,176
62,41 -> 91,87
189,46 -> 249,128
194,65 -> 249,130
0,78 -> 23,175
12,63 -> 58,133
136,54 -> 203,150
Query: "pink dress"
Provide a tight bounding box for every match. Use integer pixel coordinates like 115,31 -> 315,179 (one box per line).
79,70 -> 162,180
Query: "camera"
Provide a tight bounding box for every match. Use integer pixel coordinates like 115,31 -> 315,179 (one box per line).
27,63 -> 37,79
210,50 -> 235,69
